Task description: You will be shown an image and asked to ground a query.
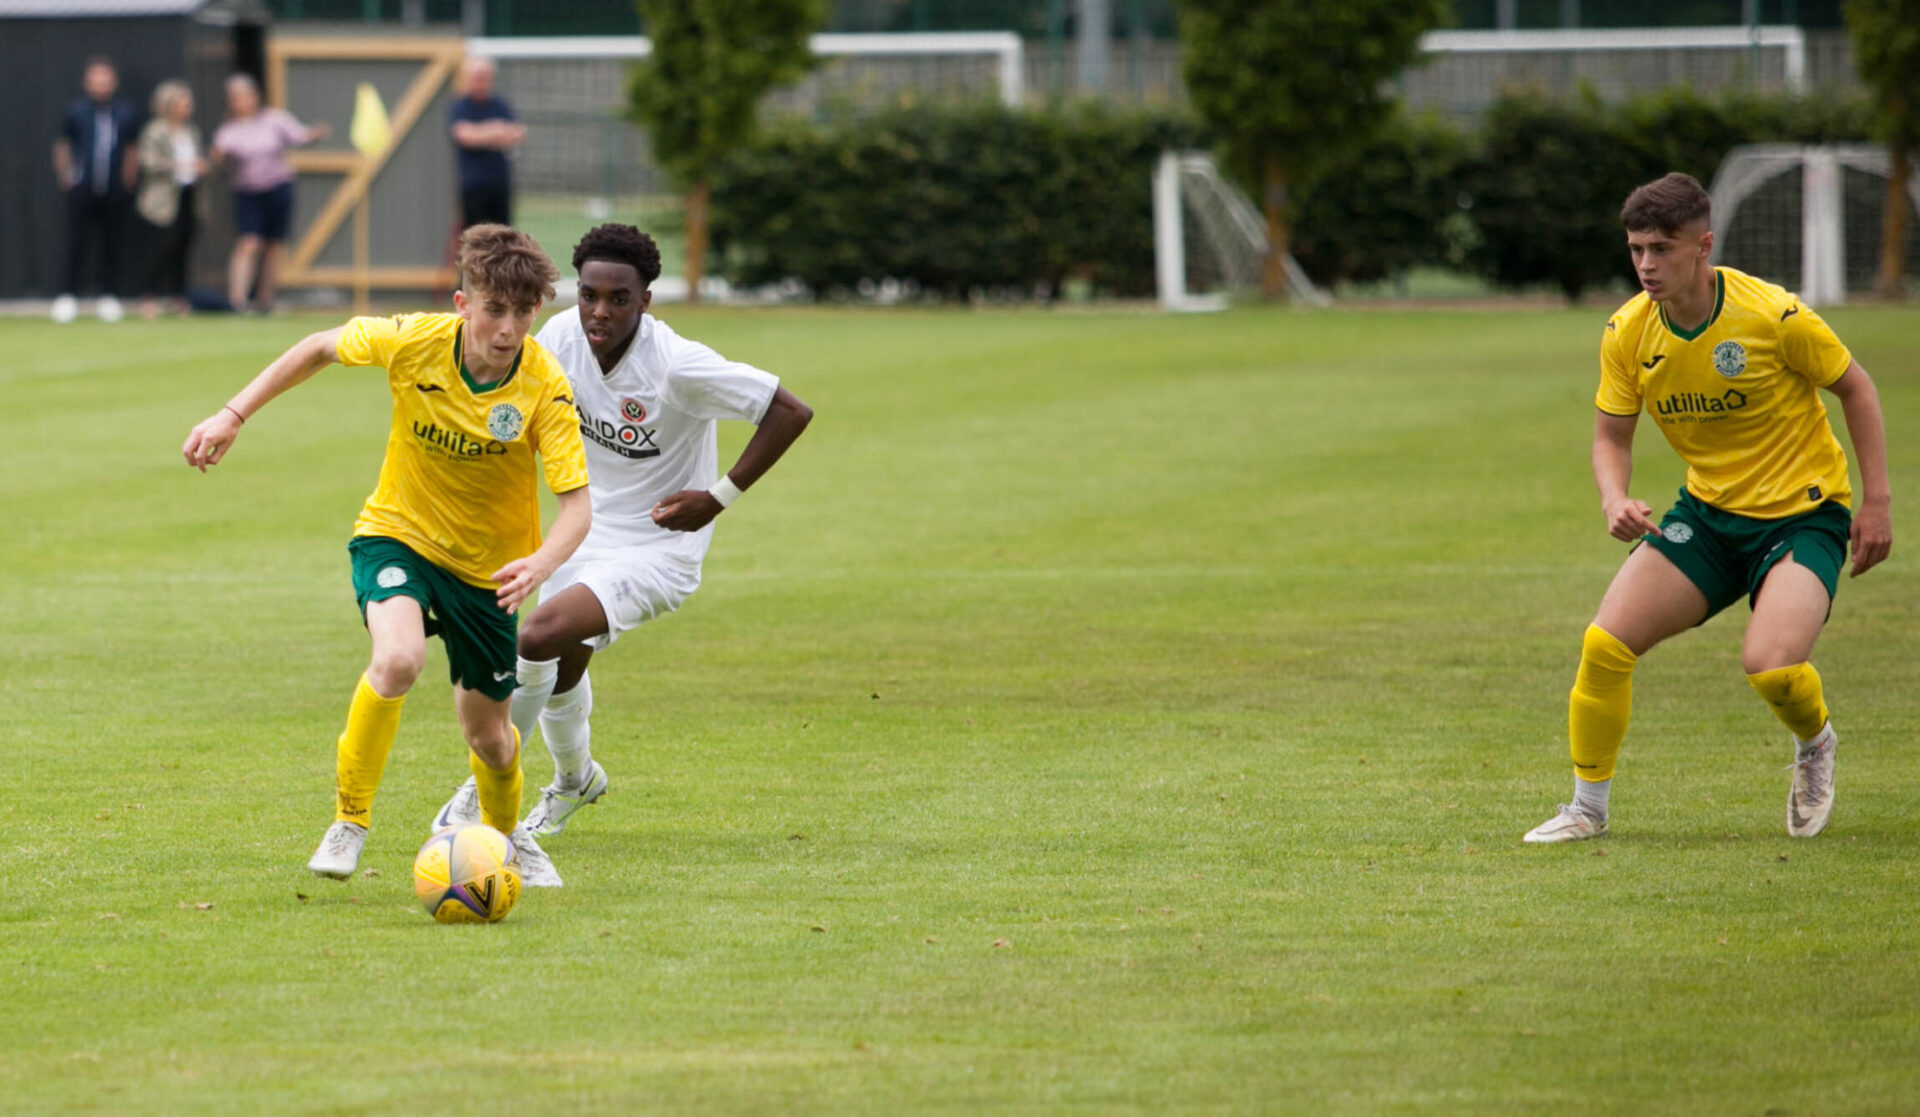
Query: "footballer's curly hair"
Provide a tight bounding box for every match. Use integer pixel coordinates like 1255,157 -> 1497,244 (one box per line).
457,223 -> 559,305
1621,172 -> 1712,236
572,223 -> 662,287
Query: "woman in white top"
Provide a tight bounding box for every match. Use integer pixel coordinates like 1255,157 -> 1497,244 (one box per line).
136,80 -> 208,317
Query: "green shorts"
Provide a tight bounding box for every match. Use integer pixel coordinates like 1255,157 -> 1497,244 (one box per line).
348,536 -> 518,701
1641,488 -> 1851,622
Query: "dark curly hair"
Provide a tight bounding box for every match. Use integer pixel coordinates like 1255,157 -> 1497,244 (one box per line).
571,223 -> 662,287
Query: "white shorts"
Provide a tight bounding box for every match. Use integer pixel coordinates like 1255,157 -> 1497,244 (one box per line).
538,546 -> 702,651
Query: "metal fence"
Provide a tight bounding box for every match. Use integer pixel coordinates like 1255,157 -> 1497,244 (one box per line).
264,0 -> 1846,35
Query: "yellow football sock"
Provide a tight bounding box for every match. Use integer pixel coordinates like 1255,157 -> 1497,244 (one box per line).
1568,624 -> 1637,783
1747,662 -> 1829,742
335,674 -> 406,826
470,726 -> 523,834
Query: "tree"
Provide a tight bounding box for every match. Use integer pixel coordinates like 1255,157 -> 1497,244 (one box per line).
628,0 -> 821,302
1177,0 -> 1446,300
1846,0 -> 1920,299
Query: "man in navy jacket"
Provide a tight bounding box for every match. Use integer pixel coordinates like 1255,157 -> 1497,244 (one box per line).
449,57 -> 526,230
52,56 -> 139,323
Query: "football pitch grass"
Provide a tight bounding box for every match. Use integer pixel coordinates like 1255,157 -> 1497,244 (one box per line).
5,302 -> 1919,1114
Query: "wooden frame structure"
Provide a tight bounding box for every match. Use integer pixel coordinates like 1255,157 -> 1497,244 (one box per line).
269,36 -> 465,307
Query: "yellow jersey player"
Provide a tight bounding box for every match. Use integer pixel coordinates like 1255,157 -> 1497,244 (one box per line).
1525,172 -> 1893,844
181,224 -> 592,884
429,224 -> 814,841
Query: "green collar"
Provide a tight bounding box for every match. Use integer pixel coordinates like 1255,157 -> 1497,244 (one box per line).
453,324 -> 522,394
1660,270 -> 1725,342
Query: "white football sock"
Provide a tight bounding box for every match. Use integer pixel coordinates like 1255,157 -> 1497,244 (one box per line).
1797,721 -> 1834,756
1573,776 -> 1611,820
509,657 -> 560,765
541,670 -> 594,791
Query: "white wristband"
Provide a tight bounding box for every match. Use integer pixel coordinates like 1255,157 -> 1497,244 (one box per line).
708,475 -> 744,509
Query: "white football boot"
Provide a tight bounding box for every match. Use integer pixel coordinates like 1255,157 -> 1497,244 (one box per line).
50,294 -> 79,324
95,295 -> 124,323
307,821 -> 368,879
1787,723 -> 1836,838
510,825 -> 563,887
430,776 -> 482,833
1523,803 -> 1608,844
522,761 -> 610,838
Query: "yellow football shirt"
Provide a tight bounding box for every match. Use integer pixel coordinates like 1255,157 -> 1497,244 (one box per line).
1596,266 -> 1854,519
335,313 -> 589,588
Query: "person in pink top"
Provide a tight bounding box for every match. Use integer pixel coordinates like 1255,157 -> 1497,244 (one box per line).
211,73 -> 329,313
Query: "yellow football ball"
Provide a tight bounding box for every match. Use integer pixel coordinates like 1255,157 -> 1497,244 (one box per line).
412,823 -> 522,924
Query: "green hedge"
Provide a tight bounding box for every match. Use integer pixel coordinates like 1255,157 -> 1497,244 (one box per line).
1290,112 -> 1470,287
1623,87 -> 1877,184
1455,95 -> 1650,301
1293,88 -> 1875,299
703,90 -> 1873,301
710,104 -> 1207,299
1457,88 -> 1876,299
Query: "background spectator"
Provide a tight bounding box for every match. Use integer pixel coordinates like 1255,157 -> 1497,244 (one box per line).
51,55 -> 138,323
136,79 -> 208,318
449,57 -> 526,228
211,72 -> 328,314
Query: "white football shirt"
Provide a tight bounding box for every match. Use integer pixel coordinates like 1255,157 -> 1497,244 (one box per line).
534,310 -> 779,561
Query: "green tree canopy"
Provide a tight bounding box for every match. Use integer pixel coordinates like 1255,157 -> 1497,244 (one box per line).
1845,0 -> 1920,297
628,0 -> 822,300
1177,0 -> 1447,299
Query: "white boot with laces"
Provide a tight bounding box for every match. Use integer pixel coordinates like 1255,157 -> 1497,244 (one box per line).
1523,803 -> 1608,844
510,825 -> 563,887
308,821 -> 367,879
430,777 -> 481,833
1787,722 -> 1837,838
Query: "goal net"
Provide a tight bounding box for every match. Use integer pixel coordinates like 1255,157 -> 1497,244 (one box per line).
1153,151 -> 1327,310
1710,145 -> 1920,305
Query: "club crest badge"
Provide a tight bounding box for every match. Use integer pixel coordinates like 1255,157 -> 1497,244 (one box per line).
621,397 -> 648,423
486,404 -> 524,441
1662,523 -> 1694,544
377,566 -> 408,588
1712,340 -> 1747,378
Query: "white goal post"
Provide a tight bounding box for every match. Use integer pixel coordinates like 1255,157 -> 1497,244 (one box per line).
1154,151 -> 1327,311
1710,144 -> 1920,306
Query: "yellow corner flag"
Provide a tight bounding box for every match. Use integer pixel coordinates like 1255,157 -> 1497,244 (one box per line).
350,82 -> 392,158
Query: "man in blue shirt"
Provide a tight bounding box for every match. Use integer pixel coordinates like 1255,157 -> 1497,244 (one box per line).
51,56 -> 139,323
449,58 -> 526,229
